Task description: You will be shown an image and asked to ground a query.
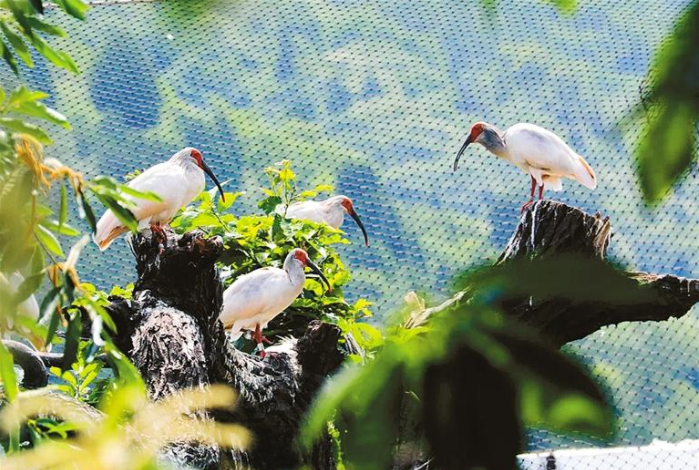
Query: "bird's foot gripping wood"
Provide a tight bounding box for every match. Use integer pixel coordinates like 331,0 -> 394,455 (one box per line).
149,223 -> 168,254
520,198 -> 534,214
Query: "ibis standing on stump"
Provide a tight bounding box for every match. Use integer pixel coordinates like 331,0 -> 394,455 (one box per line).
219,248 -> 330,358
94,147 -> 225,250
286,195 -> 370,247
453,122 -> 597,211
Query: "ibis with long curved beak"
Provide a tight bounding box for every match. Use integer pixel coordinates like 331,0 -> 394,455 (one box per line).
94,147 -> 225,250
453,122 -> 597,212
220,248 -> 330,357
286,195 -> 369,247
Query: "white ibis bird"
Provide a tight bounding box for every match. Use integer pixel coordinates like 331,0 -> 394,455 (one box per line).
286,196 -> 369,247
219,248 -> 330,357
94,147 -> 225,250
453,122 -> 597,211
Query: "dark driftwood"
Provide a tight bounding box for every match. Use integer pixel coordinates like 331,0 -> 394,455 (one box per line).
495,200 -> 699,347
104,230 -> 344,470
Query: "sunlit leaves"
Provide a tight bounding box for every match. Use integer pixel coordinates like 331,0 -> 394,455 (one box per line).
35,223 -> 65,257
0,117 -> 51,143
0,384 -> 249,470
53,0 -> 90,20
637,2 -> 699,203
87,177 -> 162,234
0,0 -> 87,75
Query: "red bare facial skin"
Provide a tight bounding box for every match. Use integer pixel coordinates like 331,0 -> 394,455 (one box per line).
469,122 -> 484,142
190,149 -> 204,168
294,249 -> 308,265
340,197 -> 354,215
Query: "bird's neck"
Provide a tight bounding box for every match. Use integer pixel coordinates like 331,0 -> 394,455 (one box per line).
283,258 -> 306,286
320,201 -> 345,228
482,128 -> 508,158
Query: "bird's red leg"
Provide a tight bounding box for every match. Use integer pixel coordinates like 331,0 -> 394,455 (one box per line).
150,222 -> 167,254
252,324 -> 273,358
521,176 -> 536,213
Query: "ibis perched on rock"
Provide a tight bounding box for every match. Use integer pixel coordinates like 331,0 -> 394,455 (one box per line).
219,248 -> 330,357
94,147 -> 225,250
453,122 -> 597,211
286,196 -> 369,247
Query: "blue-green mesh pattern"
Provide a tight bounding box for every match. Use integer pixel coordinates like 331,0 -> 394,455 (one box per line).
17,0 -> 699,455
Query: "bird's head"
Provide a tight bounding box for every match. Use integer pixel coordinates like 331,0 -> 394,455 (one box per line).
453,122 -> 500,172
290,248 -> 331,291
178,148 -> 226,202
335,196 -> 369,247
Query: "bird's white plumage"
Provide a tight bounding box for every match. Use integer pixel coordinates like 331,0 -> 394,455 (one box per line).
501,123 -> 597,191
94,148 -> 206,250
220,251 -> 308,340
286,196 -> 347,229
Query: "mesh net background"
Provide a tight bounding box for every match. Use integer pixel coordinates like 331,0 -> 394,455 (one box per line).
14,0 -> 699,456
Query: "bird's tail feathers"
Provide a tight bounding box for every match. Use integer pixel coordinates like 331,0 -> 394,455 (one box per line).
93,211 -> 127,251
575,155 -> 597,189
226,323 -> 244,341
543,176 -> 563,191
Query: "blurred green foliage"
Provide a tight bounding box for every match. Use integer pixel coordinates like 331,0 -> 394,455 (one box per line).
303,258 -> 621,470
637,2 -> 699,203
0,0 -> 87,75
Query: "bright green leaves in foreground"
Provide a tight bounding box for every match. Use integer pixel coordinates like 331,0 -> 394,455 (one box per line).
302,256 -> 641,470
637,2 -> 699,203
0,0 -> 87,74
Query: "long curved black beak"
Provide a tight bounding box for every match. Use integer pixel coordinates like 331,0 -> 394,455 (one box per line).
306,259 -> 331,292
201,161 -> 226,202
349,210 -> 369,247
453,135 -> 473,173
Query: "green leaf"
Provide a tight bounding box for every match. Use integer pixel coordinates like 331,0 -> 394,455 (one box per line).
8,85 -> 49,106
5,0 -> 33,37
54,0 -> 89,20
12,100 -> 71,129
0,22 -> 32,67
116,183 -> 161,202
77,190 -> 97,232
61,314 -> 82,372
40,219 -> 80,237
92,192 -> 138,232
258,195 -> 282,215
0,38 -> 19,75
490,330 -> 613,437
35,223 -> 64,257
28,0 -> 44,14
25,17 -> 66,37
28,34 -> 79,74
0,340 -> 19,401
59,182 -> 68,231
43,305 -> 60,344
636,2 -> 699,203
0,117 -> 51,143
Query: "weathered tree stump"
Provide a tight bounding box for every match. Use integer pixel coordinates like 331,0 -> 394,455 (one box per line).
104,230 -> 345,470
496,200 -> 699,347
